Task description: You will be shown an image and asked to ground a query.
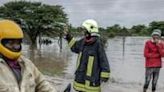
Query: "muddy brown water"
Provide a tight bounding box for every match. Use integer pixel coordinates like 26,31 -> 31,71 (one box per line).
22,37 -> 164,92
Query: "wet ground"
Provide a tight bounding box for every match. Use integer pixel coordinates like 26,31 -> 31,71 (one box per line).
22,37 -> 164,92
46,75 -> 164,92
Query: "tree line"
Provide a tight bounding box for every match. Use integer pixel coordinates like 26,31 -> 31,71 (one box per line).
69,21 -> 164,37
0,1 -> 163,48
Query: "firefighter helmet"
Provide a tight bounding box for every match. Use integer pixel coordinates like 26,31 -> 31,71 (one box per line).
82,19 -> 99,33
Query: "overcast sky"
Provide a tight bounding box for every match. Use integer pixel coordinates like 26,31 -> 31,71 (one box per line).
1,0 -> 164,28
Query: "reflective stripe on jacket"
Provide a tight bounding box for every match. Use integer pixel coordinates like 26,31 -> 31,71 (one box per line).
67,36 -> 110,92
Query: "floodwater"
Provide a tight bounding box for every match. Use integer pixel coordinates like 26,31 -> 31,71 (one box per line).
22,37 -> 164,92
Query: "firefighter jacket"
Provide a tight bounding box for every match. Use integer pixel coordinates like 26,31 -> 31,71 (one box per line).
65,34 -> 110,92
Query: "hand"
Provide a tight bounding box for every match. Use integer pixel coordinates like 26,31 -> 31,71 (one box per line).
156,40 -> 164,49
101,78 -> 109,83
63,25 -> 69,35
154,38 -> 160,44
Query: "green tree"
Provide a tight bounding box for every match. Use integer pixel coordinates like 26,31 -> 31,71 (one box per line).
106,24 -> 121,37
149,21 -> 164,36
107,24 -> 121,33
130,25 -> 148,36
0,1 -> 68,47
119,27 -> 131,36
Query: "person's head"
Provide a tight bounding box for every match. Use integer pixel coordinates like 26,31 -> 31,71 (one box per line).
0,19 -> 24,60
151,29 -> 161,41
81,19 -> 99,38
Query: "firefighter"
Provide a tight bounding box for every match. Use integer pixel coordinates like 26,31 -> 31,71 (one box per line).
64,19 -> 110,92
0,19 -> 56,92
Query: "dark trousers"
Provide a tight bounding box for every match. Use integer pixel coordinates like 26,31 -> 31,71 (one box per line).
143,67 -> 160,91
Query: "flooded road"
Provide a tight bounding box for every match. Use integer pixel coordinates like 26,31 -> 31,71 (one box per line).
22,37 -> 164,92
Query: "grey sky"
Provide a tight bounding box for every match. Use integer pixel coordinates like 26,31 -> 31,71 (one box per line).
1,0 -> 164,28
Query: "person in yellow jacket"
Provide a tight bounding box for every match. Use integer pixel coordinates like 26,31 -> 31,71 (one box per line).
0,19 -> 57,92
64,19 -> 110,92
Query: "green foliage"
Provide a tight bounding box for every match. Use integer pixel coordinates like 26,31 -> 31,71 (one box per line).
0,1 -> 68,46
149,21 -> 164,36
130,25 -> 148,36
1,1 -> 164,46
69,21 -> 164,38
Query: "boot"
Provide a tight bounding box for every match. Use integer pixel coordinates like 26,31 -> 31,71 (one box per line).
64,83 -> 71,92
143,88 -> 147,92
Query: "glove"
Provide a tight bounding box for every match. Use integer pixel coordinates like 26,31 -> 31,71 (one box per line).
101,78 -> 109,83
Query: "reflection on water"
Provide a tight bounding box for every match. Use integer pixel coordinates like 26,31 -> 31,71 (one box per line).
22,37 -> 164,88
22,38 -> 70,76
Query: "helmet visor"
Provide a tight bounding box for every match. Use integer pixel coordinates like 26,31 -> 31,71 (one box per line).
1,39 -> 22,52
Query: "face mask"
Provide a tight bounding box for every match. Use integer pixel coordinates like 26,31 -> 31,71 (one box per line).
12,44 -> 21,52
5,43 -> 21,52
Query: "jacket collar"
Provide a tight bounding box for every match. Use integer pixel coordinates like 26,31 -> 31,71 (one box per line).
0,56 -> 24,64
0,58 -> 5,63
